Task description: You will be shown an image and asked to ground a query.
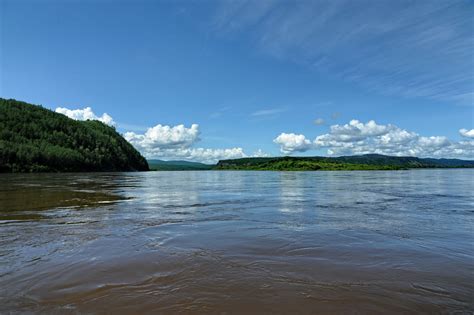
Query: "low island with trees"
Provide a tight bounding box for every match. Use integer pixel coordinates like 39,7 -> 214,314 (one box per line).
215,155 -> 474,171
147,155 -> 474,171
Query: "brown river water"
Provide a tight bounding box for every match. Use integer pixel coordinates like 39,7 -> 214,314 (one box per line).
0,170 -> 473,314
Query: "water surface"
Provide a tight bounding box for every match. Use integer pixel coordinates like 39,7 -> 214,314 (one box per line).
0,170 -> 473,313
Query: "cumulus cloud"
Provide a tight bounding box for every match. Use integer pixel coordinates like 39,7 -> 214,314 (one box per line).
328,120 -> 394,142
459,128 -> 474,138
124,123 -> 267,163
55,107 -> 115,126
273,133 -> 312,154
273,120 -> 474,159
136,145 -> 268,165
124,124 -> 200,150
252,149 -> 270,157
146,147 -> 248,164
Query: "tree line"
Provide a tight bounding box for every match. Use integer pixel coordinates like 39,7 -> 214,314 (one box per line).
0,98 -> 149,172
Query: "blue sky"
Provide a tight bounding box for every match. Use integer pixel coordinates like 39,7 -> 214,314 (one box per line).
1,0 -> 473,162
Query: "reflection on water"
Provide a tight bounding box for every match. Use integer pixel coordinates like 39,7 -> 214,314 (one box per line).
279,173 -> 305,214
0,170 -> 473,313
0,174 -> 127,218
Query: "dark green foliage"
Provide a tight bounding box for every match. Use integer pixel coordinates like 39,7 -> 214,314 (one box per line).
327,154 -> 474,168
148,159 -> 213,171
216,155 -> 474,171
0,98 -> 149,172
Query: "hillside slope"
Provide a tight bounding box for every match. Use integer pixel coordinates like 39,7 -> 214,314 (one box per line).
0,98 -> 149,172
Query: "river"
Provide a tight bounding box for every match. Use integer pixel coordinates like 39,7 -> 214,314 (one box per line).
0,170 -> 473,313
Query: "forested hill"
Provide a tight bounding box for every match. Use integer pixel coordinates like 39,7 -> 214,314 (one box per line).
0,98 -> 149,172
215,155 -> 474,171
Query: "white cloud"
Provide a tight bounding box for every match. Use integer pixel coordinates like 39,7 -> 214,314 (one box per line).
327,120 -> 394,142
379,129 -> 418,145
124,124 -> 200,150
160,147 -> 269,164
273,133 -> 312,154
459,128 -> 474,138
124,122 -> 268,163
55,107 -> 116,126
252,149 -> 270,157
274,119 -> 474,159
314,118 -> 325,125
147,147 -> 248,164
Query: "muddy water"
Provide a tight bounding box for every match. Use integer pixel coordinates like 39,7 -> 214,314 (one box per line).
0,170 -> 473,314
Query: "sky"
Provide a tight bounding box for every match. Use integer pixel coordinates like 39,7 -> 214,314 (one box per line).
1,0 -> 473,163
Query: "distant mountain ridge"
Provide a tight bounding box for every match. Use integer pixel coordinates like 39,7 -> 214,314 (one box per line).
215,154 -> 474,171
147,159 -> 213,171
0,98 -> 149,172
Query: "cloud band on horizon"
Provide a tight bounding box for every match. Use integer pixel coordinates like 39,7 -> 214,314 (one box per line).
274,120 -> 474,159
56,106 -> 473,162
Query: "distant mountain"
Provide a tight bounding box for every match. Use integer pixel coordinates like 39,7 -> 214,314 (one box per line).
148,159 -> 213,171
216,154 -> 474,171
0,98 -> 149,172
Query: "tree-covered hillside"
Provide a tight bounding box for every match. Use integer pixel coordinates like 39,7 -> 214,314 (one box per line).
0,98 -> 149,172
216,155 -> 474,171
